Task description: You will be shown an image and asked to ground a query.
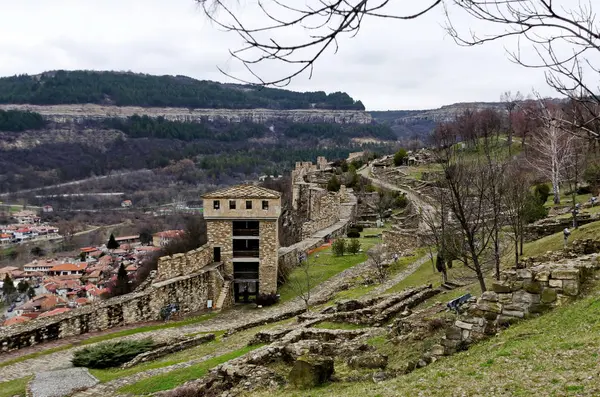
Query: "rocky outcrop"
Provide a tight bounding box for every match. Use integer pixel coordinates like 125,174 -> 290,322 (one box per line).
0,104 -> 373,125
288,355 -> 334,389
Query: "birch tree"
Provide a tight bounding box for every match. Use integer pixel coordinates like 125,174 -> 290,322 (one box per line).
528,108 -> 576,204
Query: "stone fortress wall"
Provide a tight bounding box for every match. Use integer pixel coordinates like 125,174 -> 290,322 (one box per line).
0,160 -> 358,354
0,254 -> 225,352
291,157 -> 356,239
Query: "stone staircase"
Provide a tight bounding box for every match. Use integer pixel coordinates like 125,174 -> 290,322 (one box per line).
214,281 -> 232,312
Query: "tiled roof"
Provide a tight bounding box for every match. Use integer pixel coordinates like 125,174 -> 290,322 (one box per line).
3,316 -> 31,326
202,184 -> 281,199
39,308 -> 71,318
49,263 -> 87,272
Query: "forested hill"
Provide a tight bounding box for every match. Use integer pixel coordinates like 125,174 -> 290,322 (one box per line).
0,70 -> 364,110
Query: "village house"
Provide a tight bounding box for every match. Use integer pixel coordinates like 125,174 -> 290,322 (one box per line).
116,235 -> 140,245
0,233 -> 11,245
42,205 -> 54,213
48,262 -> 87,277
12,210 -> 40,224
152,230 -> 184,247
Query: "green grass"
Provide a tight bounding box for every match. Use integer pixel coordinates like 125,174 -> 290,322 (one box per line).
0,312 -> 216,370
517,220 -> 600,260
328,248 -> 430,302
313,322 -> 367,330
252,283 -> 600,396
118,345 -> 261,395
0,376 -> 31,397
278,229 -> 384,303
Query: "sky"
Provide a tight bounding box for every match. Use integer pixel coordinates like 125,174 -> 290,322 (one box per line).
0,0 -> 586,110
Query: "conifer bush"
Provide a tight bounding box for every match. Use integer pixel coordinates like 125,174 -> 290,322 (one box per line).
72,339 -> 155,369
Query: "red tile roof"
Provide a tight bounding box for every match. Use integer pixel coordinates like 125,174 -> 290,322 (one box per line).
3,316 -> 31,326
49,263 -> 87,272
80,247 -> 97,253
38,308 -> 71,318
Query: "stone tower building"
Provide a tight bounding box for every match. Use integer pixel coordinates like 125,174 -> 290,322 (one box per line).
202,185 -> 281,301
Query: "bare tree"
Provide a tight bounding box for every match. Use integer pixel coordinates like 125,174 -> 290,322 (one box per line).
503,162 -> 532,267
500,91 -> 524,151
435,146 -> 494,292
528,106 -> 576,204
368,245 -> 389,284
198,0 -> 600,133
481,135 -> 508,280
288,257 -> 313,311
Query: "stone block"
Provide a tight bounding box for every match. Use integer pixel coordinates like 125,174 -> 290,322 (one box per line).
492,282 -> 512,293
534,270 -> 550,282
289,355 -> 334,389
551,268 -> 580,280
430,344 -> 445,356
516,269 -> 533,280
477,301 -> 502,314
549,279 -> 563,288
445,326 -> 462,340
441,337 -> 462,349
481,291 -> 499,302
498,293 -> 513,304
523,281 -> 543,294
461,329 -> 471,340
455,320 -> 473,330
540,288 -> 557,303
501,310 -> 524,318
463,317 -> 485,326
513,290 -> 540,304
562,280 -> 580,296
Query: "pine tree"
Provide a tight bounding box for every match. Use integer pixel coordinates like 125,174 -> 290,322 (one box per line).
114,263 -> 130,296
27,286 -> 36,299
3,274 -> 16,301
107,233 -> 120,250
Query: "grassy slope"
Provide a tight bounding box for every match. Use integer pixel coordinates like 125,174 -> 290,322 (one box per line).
278,229 -> 384,303
252,282 -> 600,397
118,345 -> 260,395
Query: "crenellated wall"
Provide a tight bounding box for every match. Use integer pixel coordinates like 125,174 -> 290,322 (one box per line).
0,261 -> 225,352
156,246 -> 213,281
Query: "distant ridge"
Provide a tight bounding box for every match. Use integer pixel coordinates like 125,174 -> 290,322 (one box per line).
0,70 -> 365,111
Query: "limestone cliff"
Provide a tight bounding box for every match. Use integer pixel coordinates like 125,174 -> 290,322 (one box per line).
0,104 -> 373,125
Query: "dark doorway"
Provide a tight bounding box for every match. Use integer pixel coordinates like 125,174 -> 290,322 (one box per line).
213,247 -> 221,262
233,262 -> 259,303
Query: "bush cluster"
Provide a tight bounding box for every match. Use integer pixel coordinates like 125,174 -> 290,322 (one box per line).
71,339 -> 155,369
256,293 -> 280,306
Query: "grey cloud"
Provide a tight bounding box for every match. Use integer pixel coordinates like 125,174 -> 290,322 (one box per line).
0,0 -> 575,110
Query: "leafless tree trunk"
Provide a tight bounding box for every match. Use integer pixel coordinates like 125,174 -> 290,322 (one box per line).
481,135 -> 507,280
434,146 -> 494,293
528,106 -> 576,204
503,162 -> 531,267
368,245 -> 389,284
500,91 -> 523,153
289,257 -> 313,311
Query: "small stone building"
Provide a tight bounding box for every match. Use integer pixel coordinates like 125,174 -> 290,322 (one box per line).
203,185 -> 281,302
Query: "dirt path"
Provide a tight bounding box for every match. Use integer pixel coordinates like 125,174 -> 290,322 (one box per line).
359,165 -> 437,233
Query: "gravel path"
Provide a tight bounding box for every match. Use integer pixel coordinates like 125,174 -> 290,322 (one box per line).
30,368 -> 98,397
